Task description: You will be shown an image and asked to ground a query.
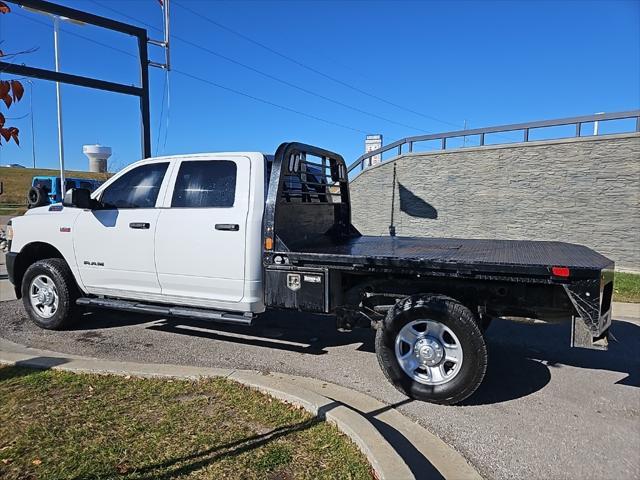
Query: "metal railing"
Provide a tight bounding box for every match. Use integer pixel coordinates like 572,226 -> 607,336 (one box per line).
347,110 -> 640,174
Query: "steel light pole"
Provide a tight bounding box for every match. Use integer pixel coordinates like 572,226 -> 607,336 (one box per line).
26,80 -> 36,168
52,15 -> 65,187
22,6 -> 85,190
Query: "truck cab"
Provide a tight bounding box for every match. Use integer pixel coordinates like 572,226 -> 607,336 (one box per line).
15,153 -> 267,313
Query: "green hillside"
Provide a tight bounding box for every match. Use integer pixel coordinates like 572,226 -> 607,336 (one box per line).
0,167 -> 107,214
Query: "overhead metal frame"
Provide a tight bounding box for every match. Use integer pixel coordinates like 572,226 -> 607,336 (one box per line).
0,0 -> 152,158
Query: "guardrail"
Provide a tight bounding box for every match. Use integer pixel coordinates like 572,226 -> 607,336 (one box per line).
347,110 -> 640,174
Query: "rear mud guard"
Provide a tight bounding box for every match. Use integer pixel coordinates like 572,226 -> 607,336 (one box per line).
564,274 -> 613,351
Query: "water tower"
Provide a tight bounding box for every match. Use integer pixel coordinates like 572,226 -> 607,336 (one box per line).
83,145 -> 112,173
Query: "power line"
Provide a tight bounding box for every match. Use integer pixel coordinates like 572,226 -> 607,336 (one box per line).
14,10 -> 367,135
172,69 -> 367,133
14,11 -> 136,58
87,0 -> 425,132
87,0 -> 163,33
155,71 -> 168,155
18,4 -> 521,144
173,0 -> 464,130
173,36 -> 424,132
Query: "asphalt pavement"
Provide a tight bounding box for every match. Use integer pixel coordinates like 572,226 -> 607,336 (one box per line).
0,300 -> 638,480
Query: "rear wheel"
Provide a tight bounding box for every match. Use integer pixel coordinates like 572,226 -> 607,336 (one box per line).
375,294 -> 487,405
21,258 -> 79,330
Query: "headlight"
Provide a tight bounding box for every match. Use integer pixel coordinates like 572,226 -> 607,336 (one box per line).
5,221 -> 12,251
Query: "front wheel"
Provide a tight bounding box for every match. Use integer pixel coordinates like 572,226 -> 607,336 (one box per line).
21,258 -> 79,330
375,294 -> 487,405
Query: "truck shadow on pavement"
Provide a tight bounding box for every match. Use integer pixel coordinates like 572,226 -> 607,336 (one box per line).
74,308 -> 377,355
465,318 -> 640,405
69,309 -> 640,406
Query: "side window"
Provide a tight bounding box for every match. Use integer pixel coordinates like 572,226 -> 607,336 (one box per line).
33,179 -> 52,192
100,162 -> 169,209
171,160 -> 237,208
55,179 -> 76,194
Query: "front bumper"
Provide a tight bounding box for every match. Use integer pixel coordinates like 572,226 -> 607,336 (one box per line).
5,251 -> 17,286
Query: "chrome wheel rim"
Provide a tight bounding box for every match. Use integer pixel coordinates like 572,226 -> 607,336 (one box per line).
395,319 -> 463,385
29,275 -> 59,319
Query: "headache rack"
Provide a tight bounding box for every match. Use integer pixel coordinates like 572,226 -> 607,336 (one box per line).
263,142 -> 358,254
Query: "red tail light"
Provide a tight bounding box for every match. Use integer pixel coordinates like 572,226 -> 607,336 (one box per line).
551,266 -> 570,278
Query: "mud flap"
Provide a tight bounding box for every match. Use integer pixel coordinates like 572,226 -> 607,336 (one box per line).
572,314 -> 609,350
565,274 -> 612,351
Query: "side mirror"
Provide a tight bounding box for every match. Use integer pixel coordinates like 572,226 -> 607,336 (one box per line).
63,188 -> 92,209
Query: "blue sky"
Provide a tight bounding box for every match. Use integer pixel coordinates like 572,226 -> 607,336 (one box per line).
0,0 -> 638,171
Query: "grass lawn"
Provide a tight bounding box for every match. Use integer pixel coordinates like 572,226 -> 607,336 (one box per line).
613,272 -> 640,303
0,367 -> 372,480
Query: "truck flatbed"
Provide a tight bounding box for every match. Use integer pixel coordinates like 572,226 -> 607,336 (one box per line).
287,236 -> 613,279
264,143 -> 613,367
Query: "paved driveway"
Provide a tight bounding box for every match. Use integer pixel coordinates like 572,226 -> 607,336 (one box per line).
1,300 -> 638,480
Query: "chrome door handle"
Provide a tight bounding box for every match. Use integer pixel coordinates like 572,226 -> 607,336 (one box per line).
129,222 -> 150,229
215,224 -> 239,231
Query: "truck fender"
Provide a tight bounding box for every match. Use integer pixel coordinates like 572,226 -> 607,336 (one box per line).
10,242 -> 83,299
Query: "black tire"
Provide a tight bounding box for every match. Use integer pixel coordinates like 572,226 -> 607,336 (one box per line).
375,294 -> 487,405
27,186 -> 48,208
21,258 -> 79,330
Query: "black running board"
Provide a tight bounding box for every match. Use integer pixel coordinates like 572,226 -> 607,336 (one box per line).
76,297 -> 254,326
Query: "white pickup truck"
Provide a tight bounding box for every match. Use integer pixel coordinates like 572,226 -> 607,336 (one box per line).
5,142 -> 614,404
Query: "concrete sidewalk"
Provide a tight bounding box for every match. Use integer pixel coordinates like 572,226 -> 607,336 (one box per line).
0,337 -> 480,480
614,301 -> 640,319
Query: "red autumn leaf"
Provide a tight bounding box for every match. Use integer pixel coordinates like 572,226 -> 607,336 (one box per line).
0,128 -> 11,142
0,1 -> 11,14
0,81 -> 9,98
0,112 -> 4,128
10,80 -> 24,101
7,127 -> 18,145
1,93 -> 12,109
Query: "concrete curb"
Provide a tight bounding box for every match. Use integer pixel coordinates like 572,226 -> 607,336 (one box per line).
0,338 -> 481,480
613,302 -> 640,320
